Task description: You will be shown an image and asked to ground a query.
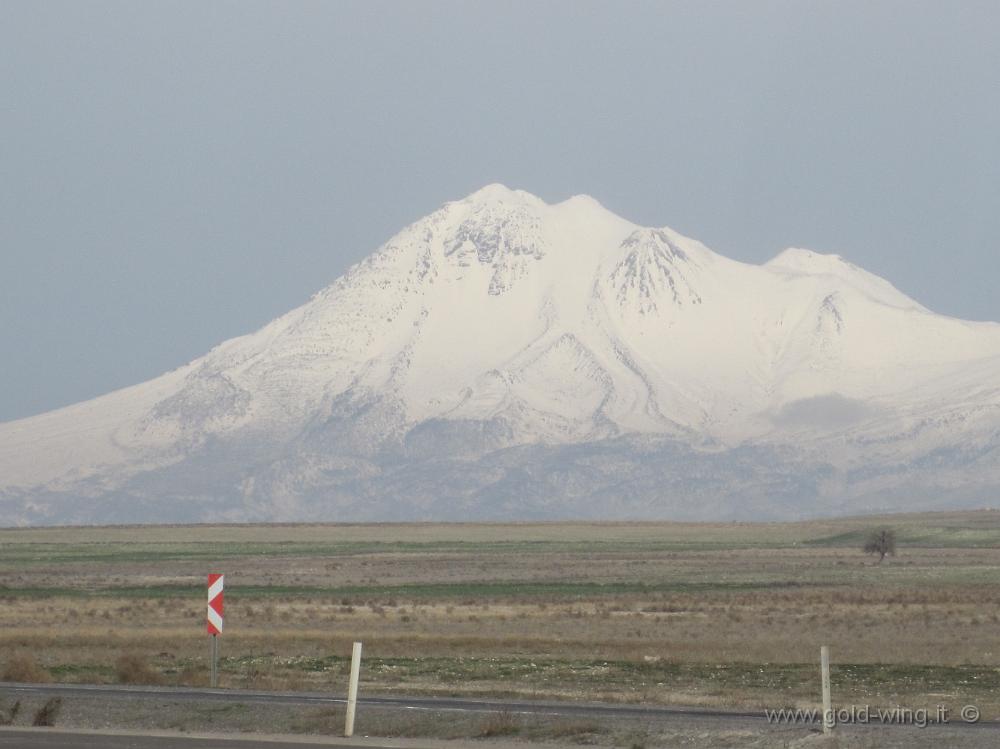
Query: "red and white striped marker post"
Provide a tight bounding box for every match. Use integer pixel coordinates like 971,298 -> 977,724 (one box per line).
207,573 -> 224,687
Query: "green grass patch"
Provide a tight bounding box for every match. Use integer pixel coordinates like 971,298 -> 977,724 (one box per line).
0,579 -> 816,601
48,662 -> 116,680
0,538 -> 799,566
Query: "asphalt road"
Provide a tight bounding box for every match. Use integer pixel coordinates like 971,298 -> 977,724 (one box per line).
0,730 -> 365,748
0,681 -> 766,722
2,680 -> 999,746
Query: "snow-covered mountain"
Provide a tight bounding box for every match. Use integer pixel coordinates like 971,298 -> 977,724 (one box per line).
3,184 -> 1000,524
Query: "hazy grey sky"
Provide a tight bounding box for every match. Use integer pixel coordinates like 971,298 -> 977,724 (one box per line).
2,1 -> 998,422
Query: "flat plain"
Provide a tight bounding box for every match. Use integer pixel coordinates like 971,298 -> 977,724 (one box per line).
1,511 -> 1000,740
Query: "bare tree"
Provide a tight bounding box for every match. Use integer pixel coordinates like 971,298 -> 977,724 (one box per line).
863,528 -> 896,563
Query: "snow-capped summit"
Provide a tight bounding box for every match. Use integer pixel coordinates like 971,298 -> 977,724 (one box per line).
766,248 -> 926,311
2,186 -> 1000,525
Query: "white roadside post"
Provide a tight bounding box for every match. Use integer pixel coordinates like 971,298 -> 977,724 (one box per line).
820,645 -> 833,734
344,641 -> 363,737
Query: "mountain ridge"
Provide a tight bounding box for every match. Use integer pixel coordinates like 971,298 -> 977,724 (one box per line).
3,184 -> 999,524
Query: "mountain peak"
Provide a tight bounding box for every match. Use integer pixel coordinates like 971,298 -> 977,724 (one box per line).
767,247 -> 848,272
557,192 -> 606,210
458,185 -> 619,220
766,247 -> 924,311
460,183 -> 543,206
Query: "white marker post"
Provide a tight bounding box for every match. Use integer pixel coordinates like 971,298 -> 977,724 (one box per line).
820,645 -> 833,734
344,641 -> 363,737
211,634 -> 218,688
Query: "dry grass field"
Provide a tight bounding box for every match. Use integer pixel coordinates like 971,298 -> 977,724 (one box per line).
2,511 -> 1000,727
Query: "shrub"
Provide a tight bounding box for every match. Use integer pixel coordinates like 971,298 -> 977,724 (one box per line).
2,654 -> 50,683
32,697 -> 61,727
115,653 -> 164,685
478,710 -> 520,737
0,700 -> 20,726
176,664 -> 209,687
